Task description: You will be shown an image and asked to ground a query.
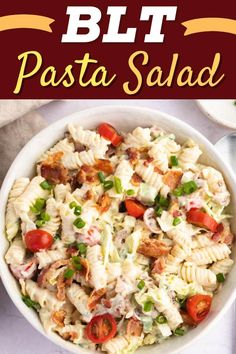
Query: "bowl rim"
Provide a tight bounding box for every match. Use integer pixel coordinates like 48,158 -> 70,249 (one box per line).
1,104 -> 236,354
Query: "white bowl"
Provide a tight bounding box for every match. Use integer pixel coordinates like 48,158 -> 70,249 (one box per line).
1,106 -> 236,354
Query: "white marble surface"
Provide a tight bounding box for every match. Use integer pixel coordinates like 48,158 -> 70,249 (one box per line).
0,99 -> 235,354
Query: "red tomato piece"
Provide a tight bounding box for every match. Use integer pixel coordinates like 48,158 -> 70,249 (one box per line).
125,199 -> 146,218
97,123 -> 123,147
186,208 -> 218,232
85,314 -> 117,344
186,294 -> 212,323
25,229 -> 54,253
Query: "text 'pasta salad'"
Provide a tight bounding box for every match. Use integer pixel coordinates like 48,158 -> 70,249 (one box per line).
5,123 -> 234,353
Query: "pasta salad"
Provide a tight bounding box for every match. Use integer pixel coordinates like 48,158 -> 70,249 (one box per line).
5,122 -> 234,354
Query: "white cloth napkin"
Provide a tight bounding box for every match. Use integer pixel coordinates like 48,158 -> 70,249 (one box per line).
0,101 -> 50,185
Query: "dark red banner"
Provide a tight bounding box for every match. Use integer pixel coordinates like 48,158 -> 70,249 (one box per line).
0,0 -> 235,98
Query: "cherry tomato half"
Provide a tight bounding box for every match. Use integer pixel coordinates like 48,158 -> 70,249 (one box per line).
25,229 -> 54,253
85,314 -> 117,344
186,294 -> 212,323
186,208 -> 218,232
125,199 -> 146,218
97,123 -> 123,147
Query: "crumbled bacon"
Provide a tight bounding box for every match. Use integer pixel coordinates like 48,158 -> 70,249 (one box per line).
102,298 -> 112,308
83,190 -> 94,201
37,259 -> 69,288
41,160 -> 69,185
151,256 -> 166,275
212,223 -> 234,245
154,166 -> 164,175
137,239 -> 171,258
52,310 -> 66,327
79,257 -> 90,281
66,245 -> 79,257
131,173 -> 142,186
97,193 -> 112,213
143,157 -> 154,167
126,148 -> 139,165
56,271 -> 73,301
94,159 -> 114,174
163,170 -> 183,190
74,141 -> 85,153
126,318 -> 143,336
61,332 -> 78,341
77,165 -> 99,184
88,288 -> 107,311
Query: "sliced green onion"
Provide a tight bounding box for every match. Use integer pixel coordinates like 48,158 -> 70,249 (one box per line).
170,156 -> 179,167
73,217 -> 86,229
114,176 -> 122,194
183,181 -> 198,195
69,201 -> 77,209
174,328 -> 185,336
104,180 -> 114,191
173,217 -> 181,226
98,172 -> 106,184
40,212 -> 51,222
155,206 -> 163,217
74,206 -> 82,216
137,280 -> 145,290
64,268 -> 75,279
22,295 -> 41,311
127,189 -> 135,196
216,273 -> 225,283
158,196 -> 170,208
40,180 -> 53,191
143,301 -> 153,312
30,198 -> 46,214
173,186 -> 184,197
71,256 -> 82,270
156,314 -> 167,324
77,243 -> 87,255
35,220 -> 45,228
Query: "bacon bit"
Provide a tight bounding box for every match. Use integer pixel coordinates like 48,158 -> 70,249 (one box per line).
137,239 -> 171,258
163,170 -> 183,190
79,257 -> 90,281
56,271 -> 72,301
45,152 -> 64,164
212,223 -> 234,245
143,157 -> 154,167
180,310 -> 197,327
83,190 -> 94,201
154,166 -> 164,175
41,160 -> 69,185
66,246 -> 79,257
74,142 -> 85,153
88,288 -> 107,311
126,318 -> 143,337
131,173 -> 142,187
102,299 -> 112,308
97,193 -> 112,213
94,159 -> 114,174
169,201 -> 181,217
151,256 -> 166,275
80,165 -> 99,184
37,260 -> 70,288
52,310 -> 66,327
61,332 -> 78,341
126,148 -> 140,165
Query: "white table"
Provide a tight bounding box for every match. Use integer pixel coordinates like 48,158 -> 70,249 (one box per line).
0,100 -> 235,354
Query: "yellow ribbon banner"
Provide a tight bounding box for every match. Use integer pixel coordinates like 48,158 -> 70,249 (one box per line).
0,14 -> 54,32
182,17 -> 236,36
